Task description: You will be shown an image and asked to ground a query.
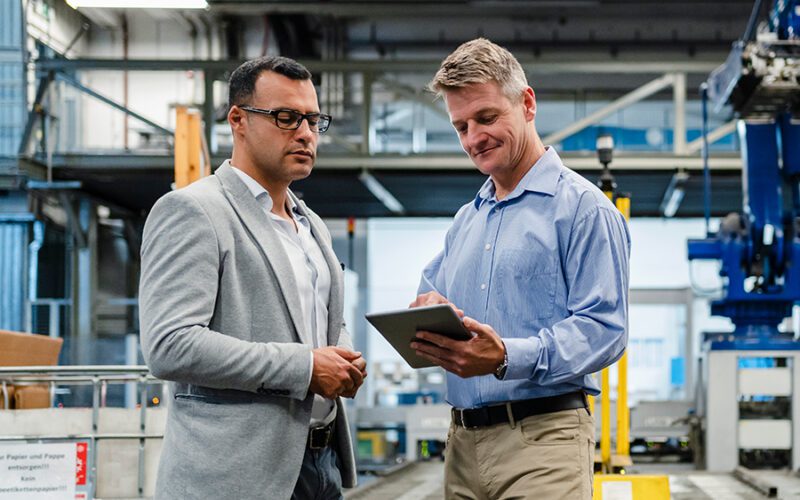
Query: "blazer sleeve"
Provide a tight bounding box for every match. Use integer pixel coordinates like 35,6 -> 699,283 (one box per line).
336,325 -> 354,351
139,190 -> 312,401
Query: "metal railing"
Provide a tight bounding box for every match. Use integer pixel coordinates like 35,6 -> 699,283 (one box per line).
0,366 -> 165,499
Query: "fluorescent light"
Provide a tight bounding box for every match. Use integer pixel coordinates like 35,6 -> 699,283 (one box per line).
67,0 -> 207,8
661,187 -> 685,218
359,171 -> 405,215
660,171 -> 690,218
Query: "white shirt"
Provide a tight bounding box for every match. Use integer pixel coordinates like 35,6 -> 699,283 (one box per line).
231,164 -> 336,427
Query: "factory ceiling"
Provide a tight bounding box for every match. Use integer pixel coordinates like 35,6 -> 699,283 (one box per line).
16,0 -> 761,219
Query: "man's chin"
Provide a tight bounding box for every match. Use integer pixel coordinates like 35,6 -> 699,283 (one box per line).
472,159 -> 499,176
287,161 -> 314,181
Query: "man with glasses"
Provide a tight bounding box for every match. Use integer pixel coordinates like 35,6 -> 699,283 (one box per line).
139,56 -> 363,500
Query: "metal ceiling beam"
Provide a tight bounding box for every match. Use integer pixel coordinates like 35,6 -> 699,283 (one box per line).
56,73 -> 174,137
686,120 -> 737,154
211,1 -> 598,16
316,153 -> 743,171
207,1 -> 753,18
347,39 -> 734,52
376,77 -> 449,120
36,57 -> 719,75
323,131 -> 361,153
542,73 -> 676,145
74,7 -> 121,28
28,152 -> 743,171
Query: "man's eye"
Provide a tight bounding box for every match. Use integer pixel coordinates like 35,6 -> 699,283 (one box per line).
276,111 -> 298,125
479,115 -> 497,124
306,115 -> 320,126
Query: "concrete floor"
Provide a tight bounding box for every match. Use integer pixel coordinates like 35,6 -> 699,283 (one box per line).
346,461 -> 800,499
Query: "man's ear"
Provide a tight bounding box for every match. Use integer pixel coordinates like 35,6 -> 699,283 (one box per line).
523,87 -> 536,122
228,105 -> 246,135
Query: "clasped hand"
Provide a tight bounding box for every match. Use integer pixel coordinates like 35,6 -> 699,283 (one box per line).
309,346 -> 367,399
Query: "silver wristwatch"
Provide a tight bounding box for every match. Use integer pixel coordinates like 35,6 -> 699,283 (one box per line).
494,344 -> 508,380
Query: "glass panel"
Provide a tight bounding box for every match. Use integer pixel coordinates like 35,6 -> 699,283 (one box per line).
625,303 -> 687,403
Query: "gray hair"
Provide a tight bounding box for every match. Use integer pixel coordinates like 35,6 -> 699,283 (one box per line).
428,38 -> 528,101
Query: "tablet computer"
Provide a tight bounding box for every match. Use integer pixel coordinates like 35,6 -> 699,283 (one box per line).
365,304 -> 472,369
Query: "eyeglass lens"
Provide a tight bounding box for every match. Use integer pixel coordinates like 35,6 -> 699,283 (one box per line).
274,110 -> 330,132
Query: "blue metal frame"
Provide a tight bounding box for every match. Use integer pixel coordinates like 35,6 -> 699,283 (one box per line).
688,0 -> 800,348
771,0 -> 800,39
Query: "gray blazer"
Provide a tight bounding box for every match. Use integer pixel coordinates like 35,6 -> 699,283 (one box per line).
139,162 -> 357,499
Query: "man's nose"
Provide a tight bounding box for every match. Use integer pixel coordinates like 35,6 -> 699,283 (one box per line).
294,118 -> 315,143
466,129 -> 488,154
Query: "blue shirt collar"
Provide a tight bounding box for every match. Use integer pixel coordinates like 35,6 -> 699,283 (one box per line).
475,146 -> 562,208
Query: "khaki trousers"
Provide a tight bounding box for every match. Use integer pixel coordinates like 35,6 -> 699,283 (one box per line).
444,407 -> 595,500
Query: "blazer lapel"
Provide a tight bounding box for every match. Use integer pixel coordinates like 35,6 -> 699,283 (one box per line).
214,162 -> 312,346
290,192 -> 344,347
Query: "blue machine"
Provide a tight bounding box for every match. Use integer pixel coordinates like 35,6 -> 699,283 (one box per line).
688,0 -> 800,349
687,0 -> 800,471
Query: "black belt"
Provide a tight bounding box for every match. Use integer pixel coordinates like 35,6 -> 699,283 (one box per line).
452,391 -> 588,429
307,421 -> 335,450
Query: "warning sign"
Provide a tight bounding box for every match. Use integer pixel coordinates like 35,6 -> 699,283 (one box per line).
0,442 -> 78,499
75,443 -> 87,486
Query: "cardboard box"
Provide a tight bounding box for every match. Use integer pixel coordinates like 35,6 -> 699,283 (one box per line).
13,385 -> 51,409
0,385 -> 15,410
0,330 -> 63,409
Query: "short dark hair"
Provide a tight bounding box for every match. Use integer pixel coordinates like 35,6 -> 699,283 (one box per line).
227,56 -> 312,110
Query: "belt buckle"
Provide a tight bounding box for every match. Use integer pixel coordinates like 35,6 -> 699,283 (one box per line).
309,425 -> 331,450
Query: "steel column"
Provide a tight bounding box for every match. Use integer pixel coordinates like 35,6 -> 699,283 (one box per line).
361,73 -> 374,155
673,72 -> 687,155
71,198 -> 97,366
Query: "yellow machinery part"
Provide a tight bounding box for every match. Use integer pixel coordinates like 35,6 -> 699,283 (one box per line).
174,106 -> 210,188
593,474 -> 670,500
614,195 -> 631,461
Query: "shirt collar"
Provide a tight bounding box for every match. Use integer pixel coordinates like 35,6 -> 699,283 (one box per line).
228,161 -> 300,216
474,146 -> 563,208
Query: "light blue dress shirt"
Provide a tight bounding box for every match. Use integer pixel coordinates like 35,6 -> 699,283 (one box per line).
418,147 -> 631,409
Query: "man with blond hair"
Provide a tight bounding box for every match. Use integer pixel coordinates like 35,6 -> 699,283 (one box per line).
410,38 -> 630,499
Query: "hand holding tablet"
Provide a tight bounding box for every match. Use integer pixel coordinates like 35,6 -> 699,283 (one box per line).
365,304 -> 472,369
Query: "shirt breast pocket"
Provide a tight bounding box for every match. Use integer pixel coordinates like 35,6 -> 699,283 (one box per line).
496,248 -> 557,321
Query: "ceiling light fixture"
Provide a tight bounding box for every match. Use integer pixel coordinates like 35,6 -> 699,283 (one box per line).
660,171 -> 690,218
67,0 -> 207,9
359,171 -> 405,215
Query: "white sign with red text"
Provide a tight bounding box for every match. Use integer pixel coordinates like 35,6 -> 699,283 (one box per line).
0,442 -> 77,499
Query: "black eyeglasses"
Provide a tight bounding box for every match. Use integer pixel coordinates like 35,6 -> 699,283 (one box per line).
239,106 -> 332,133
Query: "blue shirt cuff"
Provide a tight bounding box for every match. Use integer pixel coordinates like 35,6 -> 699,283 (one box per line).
503,336 -> 542,381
